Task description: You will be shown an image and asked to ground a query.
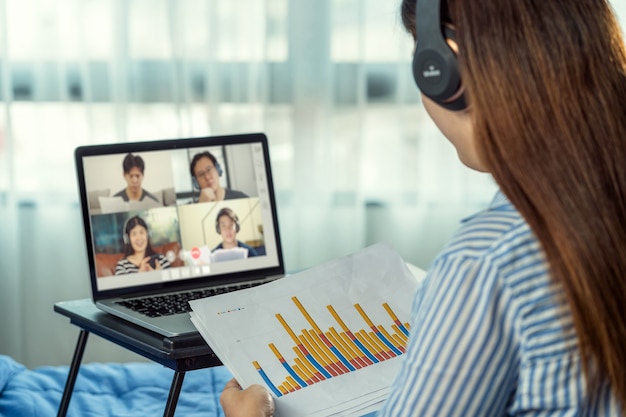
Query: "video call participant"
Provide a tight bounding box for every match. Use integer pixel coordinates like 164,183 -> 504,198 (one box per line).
114,153 -> 160,203
190,151 -> 248,203
212,207 -> 258,257
115,216 -> 171,275
219,0 -> 626,415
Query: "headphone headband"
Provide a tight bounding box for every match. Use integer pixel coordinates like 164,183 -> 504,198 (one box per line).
190,151 -> 224,191
122,215 -> 151,244
413,0 -> 466,110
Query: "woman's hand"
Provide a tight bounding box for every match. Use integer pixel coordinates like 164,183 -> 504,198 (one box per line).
220,378 -> 275,417
138,255 -> 162,272
138,257 -> 152,272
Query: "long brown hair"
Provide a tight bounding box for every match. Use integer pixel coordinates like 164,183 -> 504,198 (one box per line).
402,0 -> 626,408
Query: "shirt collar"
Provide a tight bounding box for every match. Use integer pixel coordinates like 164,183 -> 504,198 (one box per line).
461,189 -> 514,223
489,189 -> 511,209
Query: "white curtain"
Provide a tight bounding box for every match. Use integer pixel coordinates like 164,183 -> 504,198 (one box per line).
10,0 -> 604,368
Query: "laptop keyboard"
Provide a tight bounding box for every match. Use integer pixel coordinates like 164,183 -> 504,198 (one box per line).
116,282 -> 263,318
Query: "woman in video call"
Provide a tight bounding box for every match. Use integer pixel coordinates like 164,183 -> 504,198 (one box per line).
115,216 -> 171,275
213,207 -> 258,257
190,151 -> 248,203
219,0 -> 626,415
114,153 -> 160,204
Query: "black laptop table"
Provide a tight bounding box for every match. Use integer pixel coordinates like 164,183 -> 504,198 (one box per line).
54,298 -> 222,417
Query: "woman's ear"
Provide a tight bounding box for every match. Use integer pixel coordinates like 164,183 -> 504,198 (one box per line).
442,25 -> 458,52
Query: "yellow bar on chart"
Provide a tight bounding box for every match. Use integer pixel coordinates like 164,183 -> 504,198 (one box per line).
339,332 -> 367,362
276,313 -> 302,345
356,330 -> 379,358
327,329 -> 353,362
392,324 -> 409,344
378,325 -> 403,350
281,380 -> 294,393
292,297 -> 324,334
367,330 -> 392,359
327,305 -> 351,333
286,376 -> 301,391
302,330 -> 340,375
292,364 -> 308,384
294,357 -> 315,382
306,328 -> 337,365
268,343 -> 284,361
382,303 -> 399,320
293,347 -> 320,378
299,333 -> 328,368
354,303 -> 376,329
391,333 -> 405,349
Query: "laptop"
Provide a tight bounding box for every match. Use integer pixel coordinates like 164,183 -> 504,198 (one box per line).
74,132 -> 285,337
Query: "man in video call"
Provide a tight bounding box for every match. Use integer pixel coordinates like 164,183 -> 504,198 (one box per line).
212,207 -> 259,257
190,151 -> 248,202
114,153 -> 160,203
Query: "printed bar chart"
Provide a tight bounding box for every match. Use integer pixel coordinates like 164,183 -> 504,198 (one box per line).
253,296 -> 411,397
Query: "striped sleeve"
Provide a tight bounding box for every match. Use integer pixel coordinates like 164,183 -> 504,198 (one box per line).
378,193 -> 621,415
115,258 -> 139,275
378,203 -> 529,416
380,249 -> 520,416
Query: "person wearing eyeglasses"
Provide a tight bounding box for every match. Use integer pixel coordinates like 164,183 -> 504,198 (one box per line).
190,151 -> 248,203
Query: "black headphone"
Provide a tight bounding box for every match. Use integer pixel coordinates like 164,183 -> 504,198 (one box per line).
190,151 -> 223,191
412,0 -> 466,110
122,216 -> 151,245
215,208 -> 240,234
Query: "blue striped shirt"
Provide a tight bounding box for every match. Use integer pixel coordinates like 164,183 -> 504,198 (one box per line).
379,191 -> 621,416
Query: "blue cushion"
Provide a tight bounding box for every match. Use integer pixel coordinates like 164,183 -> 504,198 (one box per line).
0,355 -> 232,417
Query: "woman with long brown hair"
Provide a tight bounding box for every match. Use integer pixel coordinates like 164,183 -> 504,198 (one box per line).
219,0 -> 626,415
115,215 -> 171,275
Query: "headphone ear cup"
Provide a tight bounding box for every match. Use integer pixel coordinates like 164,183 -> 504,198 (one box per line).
122,217 -> 151,245
235,221 -> 240,233
192,177 -> 199,190
413,0 -> 466,111
216,162 -> 223,177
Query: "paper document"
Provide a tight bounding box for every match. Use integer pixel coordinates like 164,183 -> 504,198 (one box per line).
189,242 -> 424,417
211,247 -> 248,262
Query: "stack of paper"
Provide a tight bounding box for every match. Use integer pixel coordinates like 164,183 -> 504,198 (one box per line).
189,242 -> 424,417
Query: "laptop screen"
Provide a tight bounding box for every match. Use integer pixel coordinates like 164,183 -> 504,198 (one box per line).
75,133 -> 284,299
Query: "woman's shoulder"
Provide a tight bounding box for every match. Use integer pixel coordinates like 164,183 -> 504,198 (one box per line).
116,257 -> 131,265
431,196 -> 549,300
444,199 -> 536,260
114,257 -> 136,275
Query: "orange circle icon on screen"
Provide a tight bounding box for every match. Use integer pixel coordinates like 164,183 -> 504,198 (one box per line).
191,247 -> 201,259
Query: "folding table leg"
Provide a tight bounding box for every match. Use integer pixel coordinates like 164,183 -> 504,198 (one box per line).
57,329 -> 90,417
163,370 -> 186,417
